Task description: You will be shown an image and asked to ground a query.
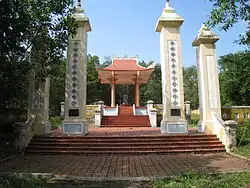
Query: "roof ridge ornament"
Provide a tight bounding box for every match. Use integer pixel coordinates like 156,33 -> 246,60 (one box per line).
77,0 -> 81,7
164,0 -> 175,12
166,0 -> 171,7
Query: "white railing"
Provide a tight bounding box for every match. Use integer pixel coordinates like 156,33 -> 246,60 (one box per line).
133,104 -> 136,115
212,112 -> 226,145
103,106 -> 119,116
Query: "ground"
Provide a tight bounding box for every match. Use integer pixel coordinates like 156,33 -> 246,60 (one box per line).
0,153 -> 249,179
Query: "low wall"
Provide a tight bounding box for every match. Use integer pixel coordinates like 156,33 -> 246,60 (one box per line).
191,106 -> 250,123
86,105 -> 98,123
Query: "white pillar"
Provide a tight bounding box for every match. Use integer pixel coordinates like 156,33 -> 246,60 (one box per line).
111,83 -> 116,107
35,77 -> 51,135
155,2 -> 187,134
192,25 -> 221,133
135,83 -> 140,107
63,2 -> 91,135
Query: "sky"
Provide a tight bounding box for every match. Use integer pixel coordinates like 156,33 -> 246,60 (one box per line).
82,0 -> 247,67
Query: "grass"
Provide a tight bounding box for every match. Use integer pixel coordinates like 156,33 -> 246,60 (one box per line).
1,172 -> 250,188
153,172 -> 250,188
233,142 -> 250,158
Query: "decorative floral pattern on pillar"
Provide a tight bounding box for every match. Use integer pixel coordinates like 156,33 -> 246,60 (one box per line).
168,40 -> 180,108
69,40 -> 80,107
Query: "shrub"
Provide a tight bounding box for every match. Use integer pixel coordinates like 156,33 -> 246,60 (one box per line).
237,120 -> 250,146
191,114 -> 200,126
49,116 -> 62,130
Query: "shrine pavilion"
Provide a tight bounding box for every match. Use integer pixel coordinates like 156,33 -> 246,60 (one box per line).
97,58 -> 155,107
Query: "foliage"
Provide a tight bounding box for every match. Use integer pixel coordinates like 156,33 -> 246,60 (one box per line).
0,0 -> 76,108
236,120 -> 250,147
219,51 -> 250,106
0,175 -> 48,188
139,62 -> 162,105
191,114 -> 200,127
183,66 -> 199,109
153,171 -> 250,188
49,116 -> 62,130
206,0 -> 250,45
234,143 -> 250,158
49,59 -> 66,116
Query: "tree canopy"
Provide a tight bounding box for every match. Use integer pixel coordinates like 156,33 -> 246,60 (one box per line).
219,51 -> 250,106
207,0 -> 249,45
0,0 -> 76,107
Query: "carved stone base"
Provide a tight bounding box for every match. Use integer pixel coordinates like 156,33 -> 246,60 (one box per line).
160,120 -> 188,134
63,120 -> 88,135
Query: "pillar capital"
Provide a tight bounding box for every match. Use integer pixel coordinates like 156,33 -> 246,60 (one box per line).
155,1 -> 184,32
192,25 -> 219,46
73,1 -> 91,31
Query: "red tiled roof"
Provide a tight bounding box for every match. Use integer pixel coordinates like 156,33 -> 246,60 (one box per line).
100,59 -> 149,71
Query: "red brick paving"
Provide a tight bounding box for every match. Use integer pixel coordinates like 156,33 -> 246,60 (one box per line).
0,153 -> 249,178
52,127 -> 199,137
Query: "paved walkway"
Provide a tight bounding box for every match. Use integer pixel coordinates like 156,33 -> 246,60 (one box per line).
0,153 -> 249,179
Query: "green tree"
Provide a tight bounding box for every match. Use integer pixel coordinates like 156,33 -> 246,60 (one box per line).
0,0 -> 76,108
139,62 -> 162,105
207,0 -> 249,45
183,66 -> 199,110
49,59 -> 66,116
87,54 -> 102,104
219,51 -> 250,106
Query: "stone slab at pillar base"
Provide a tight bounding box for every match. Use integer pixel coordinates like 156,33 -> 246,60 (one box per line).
63,120 -> 88,135
35,121 -> 52,135
197,120 -> 217,134
160,120 -> 188,134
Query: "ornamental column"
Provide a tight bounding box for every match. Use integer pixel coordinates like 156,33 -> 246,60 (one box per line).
111,83 -> 116,107
63,1 -> 91,135
135,83 -> 140,107
155,1 -> 187,134
192,25 -> 221,133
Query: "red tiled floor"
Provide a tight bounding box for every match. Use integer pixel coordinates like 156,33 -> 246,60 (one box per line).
0,153 -> 249,178
51,127 -> 199,137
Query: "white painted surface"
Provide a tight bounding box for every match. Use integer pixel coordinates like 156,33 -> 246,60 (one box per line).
206,55 -> 218,108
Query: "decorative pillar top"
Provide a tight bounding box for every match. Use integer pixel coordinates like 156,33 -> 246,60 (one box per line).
155,0 -> 184,32
73,0 -> 91,32
192,24 -> 220,46
77,0 -> 81,7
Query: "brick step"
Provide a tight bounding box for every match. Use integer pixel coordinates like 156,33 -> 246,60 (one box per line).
101,120 -> 149,122
101,124 -> 150,126
103,117 -> 148,118
25,148 -> 226,155
28,140 -> 222,146
30,137 -> 220,143
102,126 -> 150,128
33,134 -> 217,139
26,144 -> 225,151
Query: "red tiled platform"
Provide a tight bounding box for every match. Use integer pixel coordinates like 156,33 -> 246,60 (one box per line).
0,153 -> 249,178
53,127 -> 161,137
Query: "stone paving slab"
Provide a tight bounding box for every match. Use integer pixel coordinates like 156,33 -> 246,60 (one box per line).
0,153 -> 249,179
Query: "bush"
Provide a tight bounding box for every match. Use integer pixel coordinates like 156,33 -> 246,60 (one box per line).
0,175 -> 48,188
237,120 -> 250,146
190,114 -> 200,127
49,116 -> 62,130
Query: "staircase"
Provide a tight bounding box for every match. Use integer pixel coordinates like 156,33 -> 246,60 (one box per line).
25,134 -> 226,155
101,106 -> 150,127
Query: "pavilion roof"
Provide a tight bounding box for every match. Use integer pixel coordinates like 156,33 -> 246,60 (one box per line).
96,58 -> 155,84
98,58 -> 153,71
